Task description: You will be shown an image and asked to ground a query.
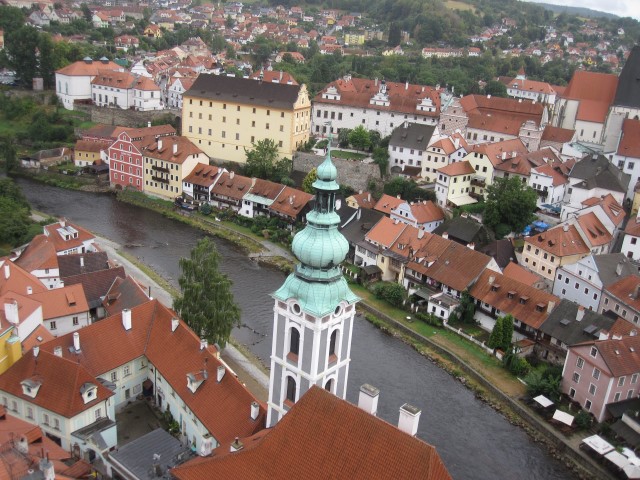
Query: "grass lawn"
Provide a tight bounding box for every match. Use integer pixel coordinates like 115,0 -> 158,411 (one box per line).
444,0 -> 475,11
331,150 -> 368,160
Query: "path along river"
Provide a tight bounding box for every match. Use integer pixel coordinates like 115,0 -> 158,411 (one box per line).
17,179 -> 577,480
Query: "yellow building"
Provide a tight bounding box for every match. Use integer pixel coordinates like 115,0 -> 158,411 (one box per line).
182,74 -> 311,165
74,139 -> 109,167
0,329 -> 21,375
343,32 -> 365,45
142,136 -> 208,201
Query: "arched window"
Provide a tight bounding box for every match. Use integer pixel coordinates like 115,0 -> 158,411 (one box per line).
289,328 -> 300,356
324,379 -> 333,392
286,376 -> 296,403
329,330 -> 338,358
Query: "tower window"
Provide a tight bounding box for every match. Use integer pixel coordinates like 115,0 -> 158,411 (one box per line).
289,328 -> 300,357
325,379 -> 333,392
329,330 -> 338,360
286,376 -> 296,404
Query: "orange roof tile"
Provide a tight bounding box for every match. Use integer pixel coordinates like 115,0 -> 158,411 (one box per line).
248,178 -> 284,201
14,235 -> 58,273
0,292 -> 41,328
30,284 -> 89,320
134,76 -> 160,91
211,172 -> 253,201
365,217 -> 407,247
582,194 -> 626,228
21,324 -> 55,352
404,201 -> 444,224
0,259 -> 47,298
0,350 -> 114,418
269,186 -> 313,219
41,300 -> 265,444
56,59 -> 122,77
172,386 -> 452,480
532,164 -> 569,187
42,221 -> 95,254
373,194 -> 404,215
470,138 -> 528,167
90,70 -> 136,88
605,275 -> 640,314
502,262 -> 542,287
541,125 -> 575,143
525,224 -> 589,257
437,161 -> 475,176
74,139 -> 110,154
617,119 -> 640,159
183,164 -> 221,188
349,191 -> 376,209
625,215 -> 640,237
586,335 -> 640,377
470,270 -> 559,330
577,212 -> 612,247
143,136 -> 203,165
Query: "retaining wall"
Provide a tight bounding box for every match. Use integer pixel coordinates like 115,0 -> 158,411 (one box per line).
75,104 -> 181,129
293,152 -> 380,192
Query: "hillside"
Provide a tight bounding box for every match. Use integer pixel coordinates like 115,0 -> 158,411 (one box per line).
525,1 -> 620,19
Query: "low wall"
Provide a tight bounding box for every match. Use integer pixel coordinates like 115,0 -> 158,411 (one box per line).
75,104 -> 181,129
293,152 -> 379,192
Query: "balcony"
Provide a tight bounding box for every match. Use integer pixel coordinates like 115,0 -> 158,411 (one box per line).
470,176 -> 485,187
151,164 -> 170,173
151,175 -> 169,184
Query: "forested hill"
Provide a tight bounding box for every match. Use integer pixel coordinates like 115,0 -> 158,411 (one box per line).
526,2 -> 619,19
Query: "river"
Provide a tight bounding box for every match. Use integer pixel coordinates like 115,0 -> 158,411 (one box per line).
18,179 -> 576,480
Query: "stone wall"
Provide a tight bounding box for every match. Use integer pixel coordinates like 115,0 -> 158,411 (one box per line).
75,104 -> 181,130
293,152 -> 380,192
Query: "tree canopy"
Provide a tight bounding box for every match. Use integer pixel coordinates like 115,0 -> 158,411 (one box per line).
173,237 -> 241,348
302,168 -> 317,193
383,177 -> 434,202
244,138 -> 291,183
483,176 -> 537,235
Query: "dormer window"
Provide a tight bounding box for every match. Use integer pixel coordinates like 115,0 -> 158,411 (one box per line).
20,378 -> 42,399
507,291 -> 515,299
80,382 -> 98,404
187,371 -> 208,393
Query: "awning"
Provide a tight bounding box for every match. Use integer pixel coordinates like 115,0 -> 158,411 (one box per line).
552,409 -> 574,426
415,288 -> 433,301
606,450 -> 630,469
582,435 -> 615,455
533,395 -> 554,408
449,194 -> 477,207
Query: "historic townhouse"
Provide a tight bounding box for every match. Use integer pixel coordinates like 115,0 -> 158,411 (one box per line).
167,76 -> 195,109
91,71 -> 137,109
183,74 -> 311,164
609,118 -> 640,200
600,275 -> 640,326
209,171 -> 253,212
387,122 -> 436,172
562,335 -> 640,423
622,214 -> 640,261
143,136 -> 208,201
182,164 -> 225,203
528,162 -> 572,209
312,75 -> 441,137
389,200 -> 445,232
423,133 -> 469,182
435,161 -> 476,208
499,68 -> 557,105
55,58 -> 123,110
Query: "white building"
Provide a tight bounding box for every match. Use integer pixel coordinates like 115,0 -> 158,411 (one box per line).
608,118 -> 640,200
622,215 -> 640,260
133,76 -> 163,111
91,70 -> 136,109
423,132 -> 468,182
167,76 -> 195,109
311,75 -> 440,137
387,122 -> 437,172
55,58 -> 124,110
528,163 -> 569,209
389,200 -> 444,232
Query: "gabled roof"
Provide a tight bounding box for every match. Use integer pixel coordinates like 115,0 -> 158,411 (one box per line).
418,241 -> 492,292
41,300 -> 265,444
461,95 -> 544,135
348,191 -> 376,209
470,138 -> 529,167
579,335 -> 640,378
58,252 -> 110,278
63,266 -> 126,309
269,186 -> 313,218
183,164 -> 222,188
185,74 -> 303,110
339,208 -> 385,246
14,235 -> 58,273
0,259 -> 47,298
30,284 -> 89,320
172,386 -> 452,480
211,172 -> 253,201
617,119 -> 640,159
403,201 -> 444,224
592,254 -> 638,288
0,350 -> 113,418
502,261 -> 541,286
433,216 -> 488,245
429,133 -> 468,155
74,139 -> 110,153
614,46 -> 640,109
470,270 -> 559,330
102,275 -> 150,317
531,163 -> 569,187
56,59 -> 122,77
540,299 -> 614,346
365,217 -> 407,247
437,160 -> 475,176
134,76 -> 160,91
91,70 -> 136,88
525,224 -> 589,257
541,125 -> 575,143
562,71 -> 617,123
373,194 -> 403,215
42,221 -> 95,254
389,123 -> 436,151
605,275 -> 640,313
576,212 -> 612,247
246,178 -> 285,201
581,194 -> 625,228
625,215 -> 640,237
142,136 -> 203,165
569,154 -> 630,194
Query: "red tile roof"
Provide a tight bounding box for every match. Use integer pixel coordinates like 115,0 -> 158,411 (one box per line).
0,259 -> 47,298
605,275 -> 640,313
42,221 -> 95,254
502,262 -> 542,287
134,76 -> 160,91
30,284 -> 89,320
437,160 -> 475,176
562,71 -> 618,123
576,212 -> 612,247
541,125 -> 575,143
531,164 -> 569,187
183,164 -> 222,188
143,136 -> 203,164
470,270 -> 559,330
172,386 -> 452,480
269,186 -> 313,219
41,300 -> 265,444
211,172 -> 253,201
14,235 -> 58,273
90,70 -> 136,88
461,95 -> 544,136
586,335 -> 640,377
373,194 -> 404,215
56,59 -> 122,77
399,201 -> 444,224
74,139 -> 110,154
0,350 -> 114,418
470,138 -> 529,167
581,194 -> 625,228
365,217 -> 407,247
617,119 -> 640,159
525,224 -> 589,257
625,215 -> 640,237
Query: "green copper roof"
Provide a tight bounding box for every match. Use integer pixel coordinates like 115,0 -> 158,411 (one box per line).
273,131 -> 359,316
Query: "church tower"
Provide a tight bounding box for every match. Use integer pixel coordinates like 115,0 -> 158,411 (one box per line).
267,139 -> 359,427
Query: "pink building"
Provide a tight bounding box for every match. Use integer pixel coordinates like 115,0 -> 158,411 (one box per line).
562,335 -> 640,422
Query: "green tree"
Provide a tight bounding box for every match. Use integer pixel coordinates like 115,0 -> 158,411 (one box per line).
383,177 -> 434,202
372,147 -> 389,178
374,282 -> 406,307
338,128 -> 351,148
244,139 -> 290,182
173,237 -> 241,348
0,6 -> 25,35
451,290 -> 476,325
488,315 -> 504,350
6,26 -> 41,87
500,314 -> 514,352
80,3 -> 92,22
302,168 -> 317,193
348,125 -> 371,151
483,176 -> 537,234
388,22 -> 401,46
524,365 -> 562,402
1,137 -> 18,174
483,80 -> 508,97
38,33 -> 56,88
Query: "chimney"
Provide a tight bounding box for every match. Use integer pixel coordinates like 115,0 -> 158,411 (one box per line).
4,264 -> 9,279
217,365 -> 226,382
502,151 -> 507,160
33,345 -> 39,357
148,121 -> 151,128
26,286 -> 32,295
73,332 -> 81,352
367,193 -> 371,202
173,142 -> 178,155
80,257 -> 84,268
158,139 -> 163,150
279,70 -> 283,82
616,261 -> 623,276
547,300 -> 555,313
418,229 -> 425,239
230,171 -> 235,179
398,403 -> 421,436
4,301 -> 18,324
405,80 -> 408,90
467,242 -> 475,250
53,346 -> 62,357
576,306 -> 585,322
336,199 -> 342,210
199,436 -> 213,457
442,232 -> 449,240
39,454 -> 54,480
358,384 -> 380,416
250,401 -> 259,420
122,308 -> 132,331
487,94 -> 491,99
60,218 -> 65,227
200,338 -> 208,350
488,275 -> 495,285
230,437 -> 243,452
562,224 -> 569,232
375,77 -> 378,86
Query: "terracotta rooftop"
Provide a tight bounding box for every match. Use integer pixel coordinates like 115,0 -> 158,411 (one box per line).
470,270 -> 559,330
0,350 -> 114,418
172,386 -> 452,480
211,172 -> 253,201
461,95 -> 544,135
502,261 -> 542,287
42,220 -> 95,254
14,235 -> 58,273
90,70 -> 136,88
617,119 -> 640,159
366,217 -> 408,248
269,186 -> 313,219
604,275 -> 640,314
531,164 -> 569,187
373,194 -> 404,215
470,138 -> 529,167
581,335 -> 640,377
394,201 -> 444,224
437,160 -> 475,176
625,215 -> 640,237
74,139 -> 110,153
348,191 -> 376,209
247,178 -> 285,201
183,164 -> 222,188
0,259 -> 47,298
429,133 -> 468,155
142,136 -> 203,164
134,76 -> 160,91
30,284 -> 89,320
541,125 -> 575,143
562,71 -> 618,123
525,224 -> 589,257
40,300 -> 265,444
576,212 -> 612,247
56,59 -> 122,77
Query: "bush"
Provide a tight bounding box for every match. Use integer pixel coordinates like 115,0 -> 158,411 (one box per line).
200,203 -> 212,215
575,410 -> 593,430
316,139 -> 328,149
503,352 -> 530,376
415,312 -> 443,327
495,223 -> 512,239
373,282 -> 406,308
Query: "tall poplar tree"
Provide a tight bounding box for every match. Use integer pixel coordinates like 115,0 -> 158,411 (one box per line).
173,237 -> 240,348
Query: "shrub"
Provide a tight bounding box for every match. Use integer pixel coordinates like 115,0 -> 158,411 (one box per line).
503,352 -> 530,376
495,223 -> 512,239
373,282 -> 406,308
200,203 -> 212,215
575,410 -> 593,430
415,312 -> 443,327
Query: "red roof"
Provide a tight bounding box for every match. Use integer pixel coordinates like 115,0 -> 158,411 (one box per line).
373,194 -> 403,215
605,275 -> 640,314
14,234 -> 58,272
525,224 -> 590,257
172,386 -> 452,480
541,125 -> 575,143
211,172 -> 253,201
617,119 -> 640,159
576,212 -> 612,247
42,220 -> 95,254
56,59 -> 122,76
269,186 -> 313,219
562,71 -> 618,123
437,161 -> 475,176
